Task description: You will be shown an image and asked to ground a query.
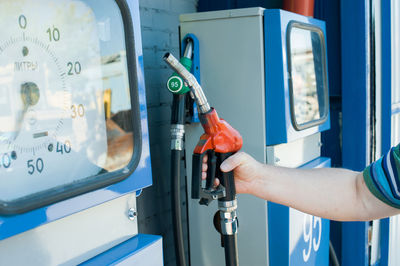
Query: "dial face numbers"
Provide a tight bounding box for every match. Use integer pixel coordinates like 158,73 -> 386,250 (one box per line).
0,33 -> 68,154
0,0 -> 116,203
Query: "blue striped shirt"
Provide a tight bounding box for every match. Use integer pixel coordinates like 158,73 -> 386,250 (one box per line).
363,144 -> 400,209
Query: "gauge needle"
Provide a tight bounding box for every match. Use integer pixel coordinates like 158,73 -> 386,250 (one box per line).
13,82 -> 40,140
13,104 -> 30,140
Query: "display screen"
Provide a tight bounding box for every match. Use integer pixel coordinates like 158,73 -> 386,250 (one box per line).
0,0 -> 139,211
287,23 -> 328,130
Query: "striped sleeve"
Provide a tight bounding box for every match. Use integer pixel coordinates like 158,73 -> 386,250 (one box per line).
363,144 -> 400,209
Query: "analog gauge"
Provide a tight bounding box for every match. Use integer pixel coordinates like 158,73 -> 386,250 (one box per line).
0,0 -> 139,212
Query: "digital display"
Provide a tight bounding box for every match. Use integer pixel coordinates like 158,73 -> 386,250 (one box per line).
0,0 -> 139,209
288,23 -> 328,130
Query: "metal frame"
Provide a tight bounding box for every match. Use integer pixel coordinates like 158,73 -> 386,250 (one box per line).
286,21 -> 329,131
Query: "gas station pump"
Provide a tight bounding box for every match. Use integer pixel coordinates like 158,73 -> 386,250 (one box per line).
0,0 -> 162,265
179,7 -> 331,266
165,51 -> 243,266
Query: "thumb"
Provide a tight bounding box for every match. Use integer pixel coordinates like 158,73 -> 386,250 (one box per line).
220,152 -> 245,172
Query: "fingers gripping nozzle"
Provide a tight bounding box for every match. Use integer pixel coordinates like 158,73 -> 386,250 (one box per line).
192,150 -> 226,206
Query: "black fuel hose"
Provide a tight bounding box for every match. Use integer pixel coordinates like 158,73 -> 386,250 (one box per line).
171,94 -> 186,266
218,153 -> 239,266
223,234 -> 239,266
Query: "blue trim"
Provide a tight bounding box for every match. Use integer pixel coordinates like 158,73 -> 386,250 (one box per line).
314,0 -> 342,97
264,10 -> 286,144
80,234 -> 162,265
264,9 -> 330,145
380,0 -> 392,264
315,0 -> 343,168
267,202 -> 289,266
340,0 -> 370,265
0,0 -> 153,241
298,157 -> 331,169
268,157 -> 331,265
341,222 -> 369,266
381,0 -> 391,154
379,218 -> 390,266
181,34 -> 200,123
341,0 -> 369,171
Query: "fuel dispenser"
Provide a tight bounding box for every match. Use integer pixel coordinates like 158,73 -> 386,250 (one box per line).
179,7 -> 331,265
165,50 -> 243,266
0,0 -> 162,265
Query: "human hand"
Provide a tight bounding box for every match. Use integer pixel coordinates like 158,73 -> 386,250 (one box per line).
202,152 -> 264,194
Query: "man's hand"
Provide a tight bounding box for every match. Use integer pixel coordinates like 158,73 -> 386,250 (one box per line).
202,152 -> 265,194
201,151 -> 400,221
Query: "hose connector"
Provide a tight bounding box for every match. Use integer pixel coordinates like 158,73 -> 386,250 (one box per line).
218,199 -> 238,235
171,124 -> 185,150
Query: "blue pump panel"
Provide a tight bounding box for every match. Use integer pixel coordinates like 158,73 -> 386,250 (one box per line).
268,157 -> 331,266
81,234 -> 163,265
181,34 -> 201,123
264,10 -> 330,145
0,0 -> 152,240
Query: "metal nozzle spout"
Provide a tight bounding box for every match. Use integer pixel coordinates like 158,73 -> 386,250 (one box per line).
183,39 -> 193,59
163,52 -> 211,114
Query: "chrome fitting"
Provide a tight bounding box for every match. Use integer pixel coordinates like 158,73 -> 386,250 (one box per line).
128,208 -> 137,221
220,209 -> 238,235
171,124 -> 185,150
218,199 -> 238,212
171,139 -> 184,151
183,39 -> 193,59
219,199 -> 238,235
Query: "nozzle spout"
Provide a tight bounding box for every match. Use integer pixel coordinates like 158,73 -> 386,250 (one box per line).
183,39 -> 193,59
163,52 -> 211,114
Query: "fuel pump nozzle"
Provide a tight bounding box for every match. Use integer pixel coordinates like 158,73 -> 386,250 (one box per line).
164,52 -> 242,266
164,53 -> 211,114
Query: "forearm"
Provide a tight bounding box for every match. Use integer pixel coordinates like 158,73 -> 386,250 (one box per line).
251,165 -> 400,221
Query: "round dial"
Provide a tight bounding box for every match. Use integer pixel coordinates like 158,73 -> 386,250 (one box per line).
0,0 -> 131,205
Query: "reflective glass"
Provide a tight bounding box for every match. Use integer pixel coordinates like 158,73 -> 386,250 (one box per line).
0,0 -> 137,203
288,25 -> 328,129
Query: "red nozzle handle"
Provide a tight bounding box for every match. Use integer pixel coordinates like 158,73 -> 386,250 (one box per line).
194,109 -> 242,154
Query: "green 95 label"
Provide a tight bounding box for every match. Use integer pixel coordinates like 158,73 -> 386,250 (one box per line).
167,76 -> 183,92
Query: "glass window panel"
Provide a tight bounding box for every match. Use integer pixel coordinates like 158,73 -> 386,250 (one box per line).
0,0 -> 139,208
392,0 -> 400,104
391,113 -> 400,146
288,24 -> 328,130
